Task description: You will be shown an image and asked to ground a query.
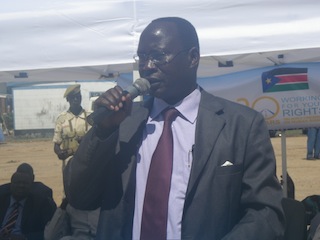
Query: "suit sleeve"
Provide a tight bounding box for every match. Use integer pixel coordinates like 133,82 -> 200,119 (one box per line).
63,126 -> 119,210
222,112 -> 285,240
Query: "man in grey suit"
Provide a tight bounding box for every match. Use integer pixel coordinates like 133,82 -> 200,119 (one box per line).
64,17 -> 285,240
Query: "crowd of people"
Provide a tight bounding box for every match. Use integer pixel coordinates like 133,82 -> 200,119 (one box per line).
2,16 -> 320,240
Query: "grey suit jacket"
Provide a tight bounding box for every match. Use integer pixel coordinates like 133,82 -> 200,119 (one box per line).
64,90 -> 285,240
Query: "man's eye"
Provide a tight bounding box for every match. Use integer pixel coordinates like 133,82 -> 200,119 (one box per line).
139,54 -> 148,61
151,53 -> 166,61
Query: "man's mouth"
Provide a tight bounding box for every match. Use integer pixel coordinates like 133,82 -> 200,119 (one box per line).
149,82 -> 162,92
147,78 -> 162,86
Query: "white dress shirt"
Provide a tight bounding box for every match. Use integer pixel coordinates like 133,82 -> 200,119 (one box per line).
133,88 -> 201,240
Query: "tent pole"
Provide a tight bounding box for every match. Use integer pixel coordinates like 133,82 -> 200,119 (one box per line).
281,130 -> 287,197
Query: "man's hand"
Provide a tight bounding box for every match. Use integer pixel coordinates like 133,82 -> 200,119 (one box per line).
94,86 -> 133,129
54,143 -> 72,160
75,136 -> 83,143
56,149 -> 72,160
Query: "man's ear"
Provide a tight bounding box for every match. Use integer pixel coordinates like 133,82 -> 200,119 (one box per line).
188,47 -> 200,69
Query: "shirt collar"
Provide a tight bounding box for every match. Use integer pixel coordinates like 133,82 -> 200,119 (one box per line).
150,86 -> 201,123
10,196 -> 26,207
67,108 -> 85,116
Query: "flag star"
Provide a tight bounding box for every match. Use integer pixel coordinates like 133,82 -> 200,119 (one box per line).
265,78 -> 272,84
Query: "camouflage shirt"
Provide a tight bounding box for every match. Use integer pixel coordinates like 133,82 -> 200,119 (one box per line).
53,109 -> 91,154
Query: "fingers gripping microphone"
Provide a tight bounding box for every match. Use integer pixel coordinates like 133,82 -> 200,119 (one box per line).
123,78 -> 150,100
87,78 -> 150,125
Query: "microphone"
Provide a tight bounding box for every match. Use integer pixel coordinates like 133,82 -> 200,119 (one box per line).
87,78 -> 150,125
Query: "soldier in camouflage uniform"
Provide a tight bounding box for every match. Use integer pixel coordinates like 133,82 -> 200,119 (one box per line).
53,84 -> 91,166
52,84 -> 99,239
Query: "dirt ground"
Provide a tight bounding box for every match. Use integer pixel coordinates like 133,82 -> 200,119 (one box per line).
0,134 -> 319,205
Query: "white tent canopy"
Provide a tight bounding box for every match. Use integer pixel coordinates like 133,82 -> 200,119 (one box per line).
1,0 -> 320,83
2,0 -> 319,196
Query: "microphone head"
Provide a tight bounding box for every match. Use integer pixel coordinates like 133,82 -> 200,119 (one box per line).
87,78 -> 150,125
132,78 -> 151,95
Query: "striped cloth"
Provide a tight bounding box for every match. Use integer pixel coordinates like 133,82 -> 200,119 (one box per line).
0,201 -> 20,236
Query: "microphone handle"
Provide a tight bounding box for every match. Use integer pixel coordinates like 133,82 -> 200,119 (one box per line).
86,90 -> 131,126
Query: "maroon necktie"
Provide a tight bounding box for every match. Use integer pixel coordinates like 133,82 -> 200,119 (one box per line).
0,201 -> 20,236
140,108 -> 179,240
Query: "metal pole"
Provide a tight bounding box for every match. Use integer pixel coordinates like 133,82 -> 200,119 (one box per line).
281,130 -> 287,198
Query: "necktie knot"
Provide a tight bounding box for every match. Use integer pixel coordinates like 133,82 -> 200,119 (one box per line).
163,107 -> 179,124
13,201 -> 20,208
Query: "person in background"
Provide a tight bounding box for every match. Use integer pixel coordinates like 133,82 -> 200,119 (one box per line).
53,84 -> 91,168
306,127 -> 320,160
52,85 -> 99,239
62,200 -> 99,240
17,163 -> 53,198
0,163 -> 53,199
44,197 -> 100,240
64,17 -> 285,239
0,170 -> 56,240
0,112 -> 5,143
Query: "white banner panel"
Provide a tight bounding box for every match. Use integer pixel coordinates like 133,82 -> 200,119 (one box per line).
199,62 -> 320,130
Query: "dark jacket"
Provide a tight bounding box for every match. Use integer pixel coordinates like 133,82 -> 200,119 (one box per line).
64,90 -> 285,240
0,186 -> 56,240
0,182 -> 53,199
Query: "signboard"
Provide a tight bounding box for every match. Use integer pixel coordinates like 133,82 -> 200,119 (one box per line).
199,62 -> 320,130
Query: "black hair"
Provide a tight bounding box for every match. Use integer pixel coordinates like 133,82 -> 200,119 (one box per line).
16,162 -> 35,181
17,163 -> 34,175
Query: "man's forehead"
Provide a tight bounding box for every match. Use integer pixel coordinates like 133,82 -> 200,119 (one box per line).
68,92 -> 81,98
144,21 -> 178,36
139,23 -> 180,50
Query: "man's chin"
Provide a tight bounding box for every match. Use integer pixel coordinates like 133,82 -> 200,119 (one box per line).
150,85 -> 166,97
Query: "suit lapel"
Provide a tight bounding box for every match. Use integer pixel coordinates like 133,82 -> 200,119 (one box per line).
186,91 -> 226,196
119,103 -> 150,201
117,95 -> 226,211
0,195 -> 10,224
116,102 -> 150,235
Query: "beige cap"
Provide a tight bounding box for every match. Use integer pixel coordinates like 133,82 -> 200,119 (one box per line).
64,84 -> 81,98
